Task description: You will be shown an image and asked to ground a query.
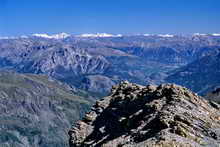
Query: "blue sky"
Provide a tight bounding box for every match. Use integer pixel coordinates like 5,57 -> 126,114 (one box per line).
0,0 -> 220,36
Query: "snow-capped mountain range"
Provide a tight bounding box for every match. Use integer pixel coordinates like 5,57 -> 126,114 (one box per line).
78,33 -> 122,38
143,34 -> 174,37
32,33 -> 123,39
1,32 -> 220,40
32,32 -> 70,39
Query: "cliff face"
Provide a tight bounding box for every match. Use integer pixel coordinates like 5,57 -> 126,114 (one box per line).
69,81 -> 220,147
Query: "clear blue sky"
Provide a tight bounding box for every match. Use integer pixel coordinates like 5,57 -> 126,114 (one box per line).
0,0 -> 220,36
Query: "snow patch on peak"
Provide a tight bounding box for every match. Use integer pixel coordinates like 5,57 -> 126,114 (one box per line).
0,37 -> 10,40
0,36 -> 17,40
143,34 -> 151,36
32,33 -> 70,39
158,34 -> 174,38
32,34 -> 50,38
212,33 -> 220,36
79,33 -> 122,38
20,35 -> 28,38
193,33 -> 207,36
115,34 -> 123,37
52,33 -> 70,39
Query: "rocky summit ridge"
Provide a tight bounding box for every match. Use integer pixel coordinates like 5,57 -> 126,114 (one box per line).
69,81 -> 220,147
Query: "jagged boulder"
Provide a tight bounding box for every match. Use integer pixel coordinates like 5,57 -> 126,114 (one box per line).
69,81 -> 220,147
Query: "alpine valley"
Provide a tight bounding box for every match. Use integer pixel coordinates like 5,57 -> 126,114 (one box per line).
1,33 -> 220,95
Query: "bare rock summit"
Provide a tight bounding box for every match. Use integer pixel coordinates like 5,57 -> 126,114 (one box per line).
69,81 -> 220,147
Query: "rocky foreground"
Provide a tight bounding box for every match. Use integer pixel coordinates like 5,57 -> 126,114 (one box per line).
69,81 -> 220,147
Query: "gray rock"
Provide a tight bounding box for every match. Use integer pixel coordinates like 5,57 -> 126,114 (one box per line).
69,82 -> 220,147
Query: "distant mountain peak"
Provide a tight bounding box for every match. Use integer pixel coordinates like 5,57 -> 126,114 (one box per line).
143,34 -> 174,37
78,33 -> 122,38
193,33 -> 220,37
212,33 -> 220,36
158,34 -> 174,37
0,37 -> 10,40
193,33 -> 207,36
32,32 -> 70,39
143,34 -> 151,36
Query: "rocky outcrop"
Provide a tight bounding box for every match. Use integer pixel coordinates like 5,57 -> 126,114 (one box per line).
69,81 -> 220,147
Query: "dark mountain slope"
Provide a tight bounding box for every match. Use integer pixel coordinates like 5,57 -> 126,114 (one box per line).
166,49 -> 220,95
69,81 -> 220,147
0,71 -> 93,147
205,88 -> 220,103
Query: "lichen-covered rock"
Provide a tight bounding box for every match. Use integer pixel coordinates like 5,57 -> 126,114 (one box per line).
69,81 -> 220,147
